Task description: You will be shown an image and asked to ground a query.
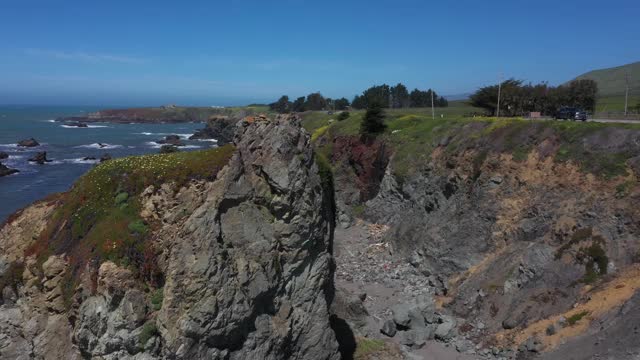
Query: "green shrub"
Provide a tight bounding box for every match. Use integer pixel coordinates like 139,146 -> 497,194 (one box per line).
128,220 -> 148,234
139,321 -> 159,347
580,242 -> 608,284
337,111 -> 350,121
151,288 -> 163,311
114,192 -> 129,205
567,311 -> 589,326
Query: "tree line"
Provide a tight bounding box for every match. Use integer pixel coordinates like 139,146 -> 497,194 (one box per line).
469,79 -> 598,116
269,93 -> 350,113
269,83 -> 448,113
352,83 -> 448,109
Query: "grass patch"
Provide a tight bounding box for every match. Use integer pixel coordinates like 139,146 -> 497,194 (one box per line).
151,288 -> 163,311
27,145 -> 235,307
139,321 -> 159,347
354,337 -> 386,360
566,311 -> 589,326
311,125 -> 330,142
550,121 -> 640,179
352,204 -> 365,217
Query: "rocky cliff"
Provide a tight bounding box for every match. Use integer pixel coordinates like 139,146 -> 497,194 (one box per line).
0,115 -> 340,359
308,113 -> 640,359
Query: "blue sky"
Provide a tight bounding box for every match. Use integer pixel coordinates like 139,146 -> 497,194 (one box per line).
1,0 -> 638,106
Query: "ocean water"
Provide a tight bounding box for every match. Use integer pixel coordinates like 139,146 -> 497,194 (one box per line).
0,105 -> 216,222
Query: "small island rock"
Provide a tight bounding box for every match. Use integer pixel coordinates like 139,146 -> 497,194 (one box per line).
28,152 -> 51,165
17,138 -> 40,147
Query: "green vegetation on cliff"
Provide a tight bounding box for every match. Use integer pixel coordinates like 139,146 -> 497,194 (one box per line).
303,109 -> 640,182
27,145 -> 235,303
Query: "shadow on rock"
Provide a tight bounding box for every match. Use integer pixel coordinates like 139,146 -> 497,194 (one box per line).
330,315 -> 356,360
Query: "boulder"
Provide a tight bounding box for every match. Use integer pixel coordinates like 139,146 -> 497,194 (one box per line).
0,152 -> 7,160
100,154 -> 112,163
17,138 -> 39,147
0,163 -> 19,177
434,315 -> 456,341
391,303 -> 413,328
65,122 -> 88,128
398,327 -> 435,349
381,320 -> 397,337
330,286 -> 369,333
546,324 -> 556,336
83,156 -> 96,161
521,337 -> 543,353
28,152 -> 51,164
159,145 -> 179,154
391,298 -> 435,330
156,135 -> 184,147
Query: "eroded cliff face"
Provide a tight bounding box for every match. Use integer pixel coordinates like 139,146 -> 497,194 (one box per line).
326,120 -> 640,358
0,115 -> 340,360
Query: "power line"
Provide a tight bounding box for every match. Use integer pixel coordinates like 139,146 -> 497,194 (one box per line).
496,73 -> 503,119
625,72 -> 629,116
431,89 -> 435,120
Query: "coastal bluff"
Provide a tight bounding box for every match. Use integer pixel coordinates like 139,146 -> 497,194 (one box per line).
0,115 -> 341,359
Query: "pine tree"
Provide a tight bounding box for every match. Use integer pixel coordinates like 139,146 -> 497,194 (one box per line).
360,103 -> 386,135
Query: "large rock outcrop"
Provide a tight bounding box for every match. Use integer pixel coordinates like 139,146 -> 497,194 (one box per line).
0,115 -> 340,359
189,115 -> 238,145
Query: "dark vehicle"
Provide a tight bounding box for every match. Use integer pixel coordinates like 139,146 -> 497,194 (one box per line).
554,107 -> 588,121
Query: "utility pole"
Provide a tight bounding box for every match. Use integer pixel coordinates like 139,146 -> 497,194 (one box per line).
496,73 -> 503,119
431,89 -> 435,120
624,72 -> 629,116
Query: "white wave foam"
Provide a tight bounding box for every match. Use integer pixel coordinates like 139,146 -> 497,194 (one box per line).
28,160 -> 62,165
0,144 -> 18,148
64,158 -> 100,164
195,138 -> 218,142
60,124 -> 109,129
145,142 -> 201,149
74,143 -> 123,150
44,119 -> 56,123
137,132 -> 193,139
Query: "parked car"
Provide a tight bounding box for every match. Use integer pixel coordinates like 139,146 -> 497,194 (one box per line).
554,107 -> 588,121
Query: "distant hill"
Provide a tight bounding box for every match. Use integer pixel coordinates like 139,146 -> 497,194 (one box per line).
570,61 -> 640,97
569,61 -> 640,112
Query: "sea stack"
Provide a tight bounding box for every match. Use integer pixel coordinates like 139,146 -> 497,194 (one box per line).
17,138 -> 40,147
